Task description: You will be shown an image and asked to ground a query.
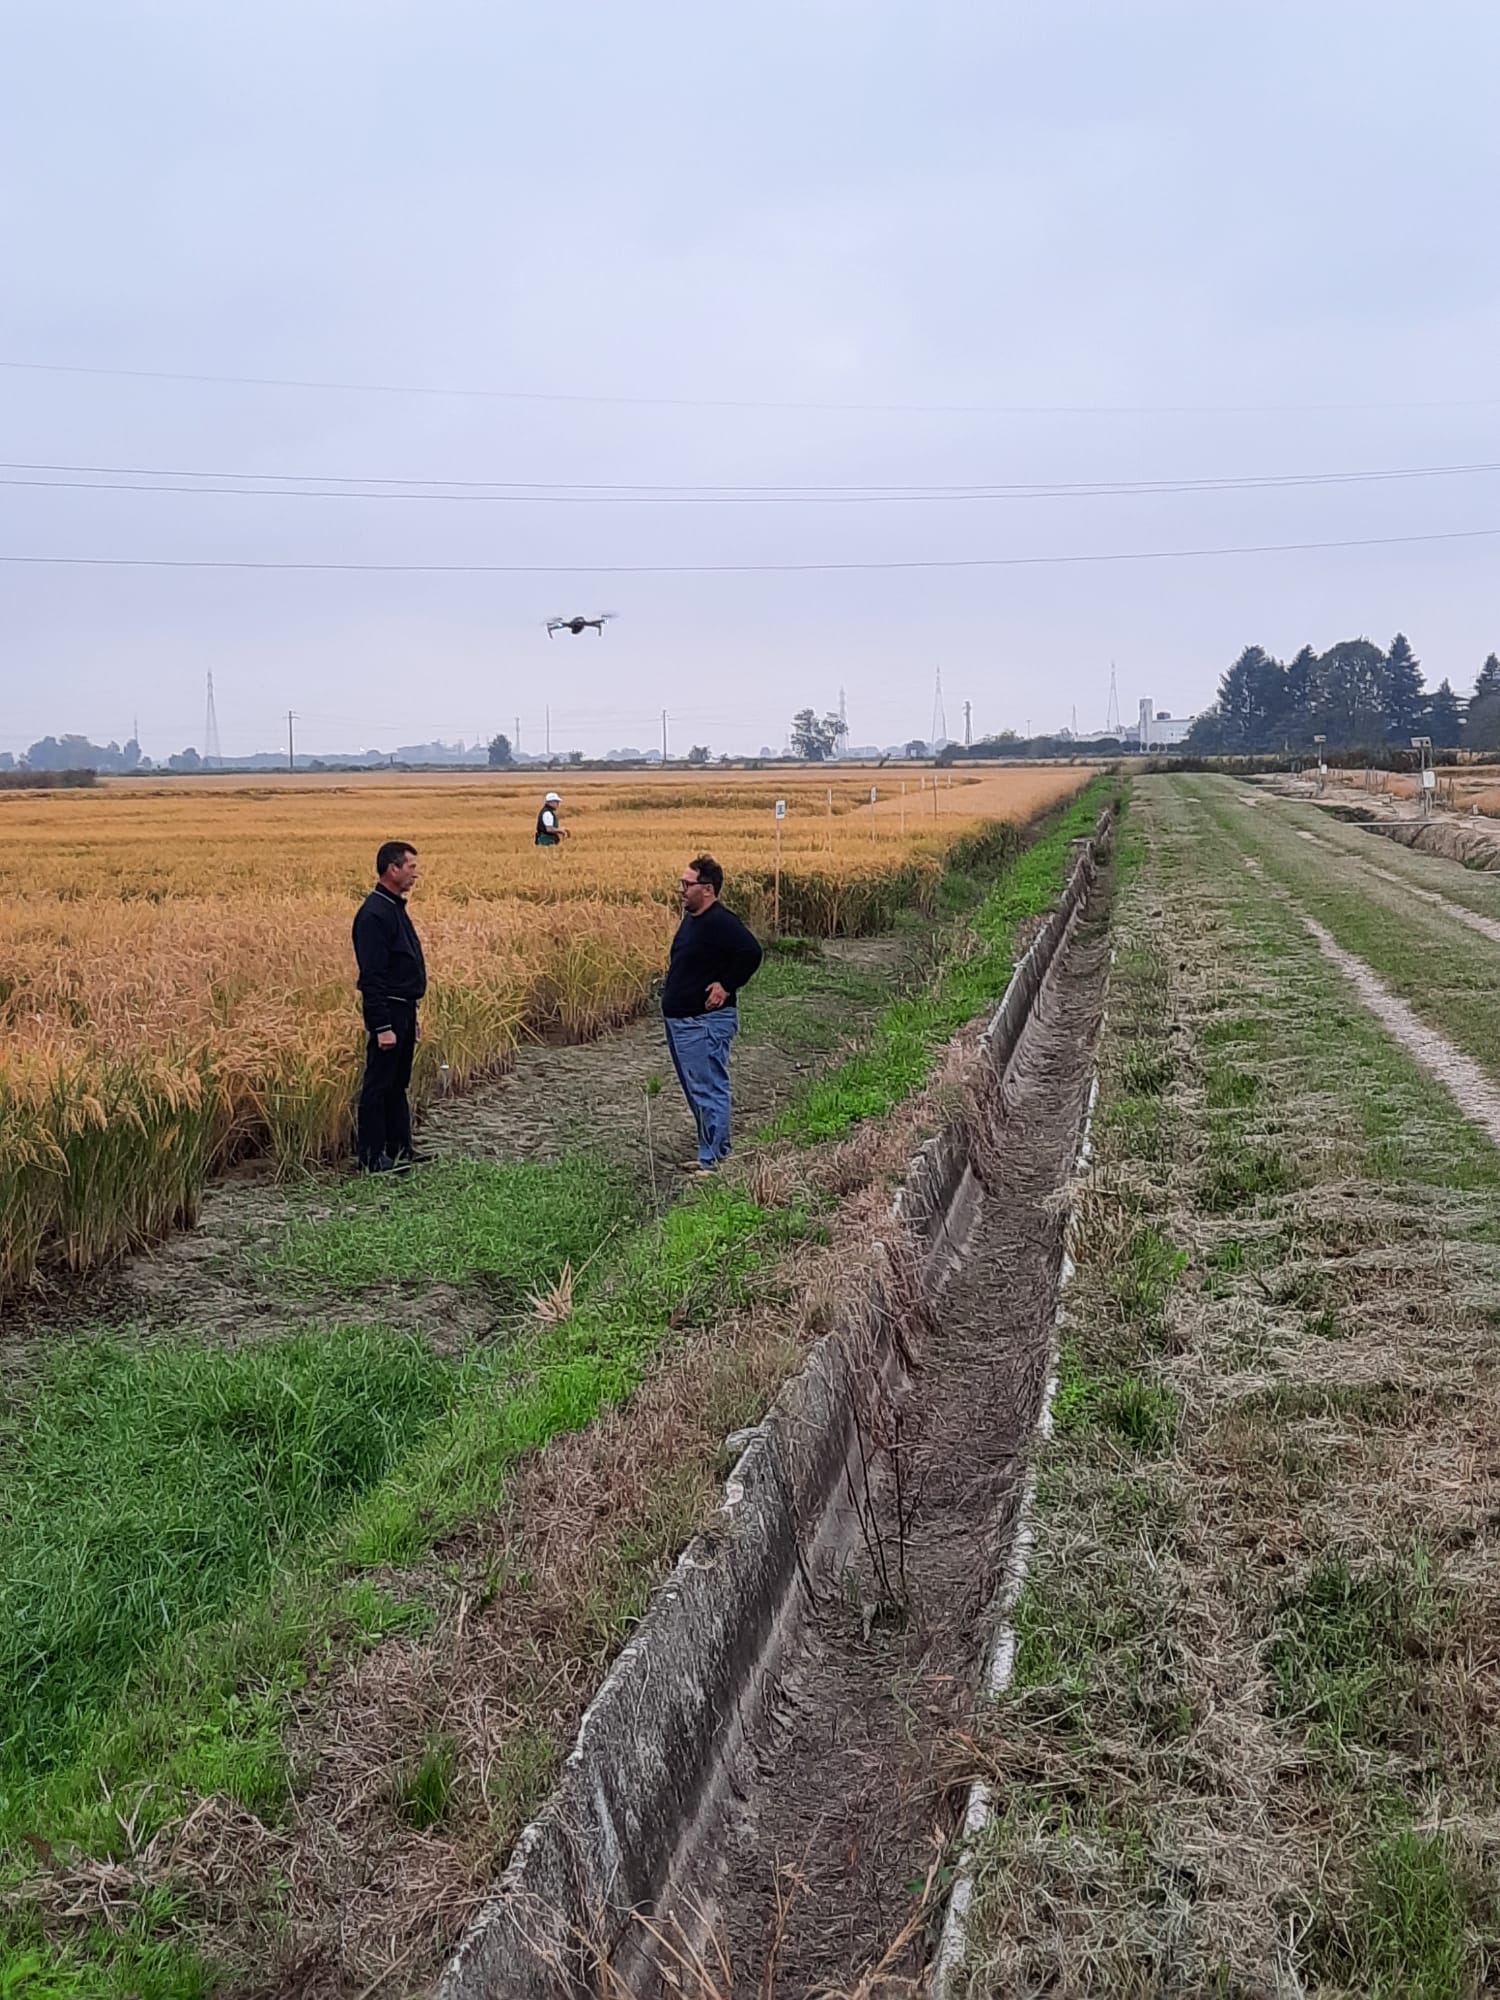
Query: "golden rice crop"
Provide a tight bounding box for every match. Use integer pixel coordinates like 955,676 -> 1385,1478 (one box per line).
0,764 -> 1092,1284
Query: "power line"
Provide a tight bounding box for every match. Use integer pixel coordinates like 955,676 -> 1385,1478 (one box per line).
2,356 -> 1498,417
8,457 -> 1500,505
2,524 -> 1499,576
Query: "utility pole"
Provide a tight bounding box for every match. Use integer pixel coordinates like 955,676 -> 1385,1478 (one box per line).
204,673 -> 222,768
287,710 -> 297,773
661,708 -> 669,762
514,715 -> 521,754
963,698 -> 972,748
1105,663 -> 1121,737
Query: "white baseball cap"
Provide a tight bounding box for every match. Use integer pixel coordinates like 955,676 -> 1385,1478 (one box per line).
544,791 -> 561,803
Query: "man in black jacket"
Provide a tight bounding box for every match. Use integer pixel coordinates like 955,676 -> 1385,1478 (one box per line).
662,853 -> 763,1172
352,840 -> 427,1171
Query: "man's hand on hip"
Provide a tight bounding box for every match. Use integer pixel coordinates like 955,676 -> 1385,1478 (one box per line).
705,982 -> 728,1010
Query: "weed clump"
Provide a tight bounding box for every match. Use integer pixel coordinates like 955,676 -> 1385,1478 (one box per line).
396,1733 -> 458,1830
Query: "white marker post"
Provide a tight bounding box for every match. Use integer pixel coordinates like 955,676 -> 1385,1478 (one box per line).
1412,735 -> 1435,819
774,797 -> 786,933
869,784 -> 878,842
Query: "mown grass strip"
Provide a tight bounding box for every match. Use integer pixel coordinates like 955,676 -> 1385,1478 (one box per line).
1188,776 -> 1500,1111
264,1153 -> 634,1293
961,779 -> 1500,1997
766,779 -> 1113,1143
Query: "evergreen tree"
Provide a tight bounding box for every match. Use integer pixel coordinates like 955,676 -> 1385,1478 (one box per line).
1312,638 -> 1387,747
1277,645 -> 1318,747
1467,696 -> 1500,751
1382,632 -> 1425,743
1183,707 -> 1226,752
1214,645 -> 1286,749
1466,655 -> 1500,749
1427,679 -> 1463,747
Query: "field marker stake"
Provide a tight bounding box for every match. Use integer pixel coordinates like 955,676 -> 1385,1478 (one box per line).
772,797 -> 785,933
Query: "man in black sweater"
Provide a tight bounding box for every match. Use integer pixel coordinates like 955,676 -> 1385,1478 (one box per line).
662,853 -> 763,1172
352,840 -> 427,1171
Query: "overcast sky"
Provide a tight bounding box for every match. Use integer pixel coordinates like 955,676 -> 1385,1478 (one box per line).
3,0 -> 1498,759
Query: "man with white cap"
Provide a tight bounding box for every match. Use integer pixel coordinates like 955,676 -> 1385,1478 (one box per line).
534,790 -> 568,847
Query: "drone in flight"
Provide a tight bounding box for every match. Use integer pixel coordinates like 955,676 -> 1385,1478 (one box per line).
546,613 -> 617,639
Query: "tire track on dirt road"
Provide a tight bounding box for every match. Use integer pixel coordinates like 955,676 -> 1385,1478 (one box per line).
1301,917 -> 1500,1147
1281,813 -> 1500,948
1199,779 -> 1500,1155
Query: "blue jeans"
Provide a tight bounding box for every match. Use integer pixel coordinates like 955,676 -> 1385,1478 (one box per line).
664,1007 -> 738,1165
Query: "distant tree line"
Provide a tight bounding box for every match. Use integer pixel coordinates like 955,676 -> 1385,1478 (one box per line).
951,730 -> 1125,764
6,734 -> 146,773
1187,636 -> 1500,755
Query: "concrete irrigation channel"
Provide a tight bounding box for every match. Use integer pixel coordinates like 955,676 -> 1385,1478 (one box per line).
440,808 -> 1117,1999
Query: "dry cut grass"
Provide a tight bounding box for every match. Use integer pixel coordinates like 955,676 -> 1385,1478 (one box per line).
957,780 -> 1500,1998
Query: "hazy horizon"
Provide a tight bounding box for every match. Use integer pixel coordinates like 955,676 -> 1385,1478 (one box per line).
4,1 -> 1499,762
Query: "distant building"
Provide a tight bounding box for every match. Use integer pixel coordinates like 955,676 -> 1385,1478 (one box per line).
1128,701 -> 1195,749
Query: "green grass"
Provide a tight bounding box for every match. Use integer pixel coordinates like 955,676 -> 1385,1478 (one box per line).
1051,1347 -> 1182,1453
1314,1830 -> 1472,2000
1266,1550 -> 1444,1755
265,1154 -> 635,1294
1,1892 -> 213,2000
0,1177 -> 808,1865
396,1733 -> 458,1830
0,1326 -> 449,1792
1200,1137 -> 1293,1212
766,779 -> 1113,1143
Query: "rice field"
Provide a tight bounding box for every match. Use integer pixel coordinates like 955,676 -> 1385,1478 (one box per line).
1320,762 -> 1500,816
0,763 -> 1093,1287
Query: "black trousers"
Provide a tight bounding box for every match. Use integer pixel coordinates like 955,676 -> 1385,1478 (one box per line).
356,1013 -> 417,1165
